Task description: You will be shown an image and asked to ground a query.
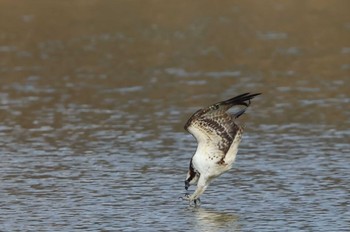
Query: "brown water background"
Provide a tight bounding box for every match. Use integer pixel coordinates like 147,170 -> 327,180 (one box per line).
0,0 -> 349,231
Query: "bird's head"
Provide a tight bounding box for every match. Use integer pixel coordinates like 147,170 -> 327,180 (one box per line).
185,171 -> 199,190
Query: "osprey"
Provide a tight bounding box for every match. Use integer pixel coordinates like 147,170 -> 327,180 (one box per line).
182,93 -> 261,205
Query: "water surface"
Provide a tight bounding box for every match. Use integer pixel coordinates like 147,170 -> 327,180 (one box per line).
0,1 -> 349,231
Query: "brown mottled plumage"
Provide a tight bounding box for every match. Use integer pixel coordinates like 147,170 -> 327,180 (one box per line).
182,93 -> 261,205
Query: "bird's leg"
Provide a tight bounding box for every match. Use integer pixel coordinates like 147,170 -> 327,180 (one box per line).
181,176 -> 208,204
188,183 -> 207,201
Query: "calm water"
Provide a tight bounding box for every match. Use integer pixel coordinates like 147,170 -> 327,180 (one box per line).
1,1 -> 350,231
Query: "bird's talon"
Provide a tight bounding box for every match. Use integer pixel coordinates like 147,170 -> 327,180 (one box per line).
180,194 -> 201,207
194,198 -> 201,206
180,193 -> 190,201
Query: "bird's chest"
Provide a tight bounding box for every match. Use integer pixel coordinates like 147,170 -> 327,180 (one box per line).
192,148 -> 222,173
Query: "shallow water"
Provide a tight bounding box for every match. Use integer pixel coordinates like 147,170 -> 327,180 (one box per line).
1,0 -> 350,231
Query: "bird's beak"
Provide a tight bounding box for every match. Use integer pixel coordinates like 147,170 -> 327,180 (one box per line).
185,180 -> 190,190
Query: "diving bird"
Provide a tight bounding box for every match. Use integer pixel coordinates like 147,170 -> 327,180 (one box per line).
182,93 -> 261,205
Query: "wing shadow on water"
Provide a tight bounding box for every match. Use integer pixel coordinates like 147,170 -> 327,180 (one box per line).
190,207 -> 240,232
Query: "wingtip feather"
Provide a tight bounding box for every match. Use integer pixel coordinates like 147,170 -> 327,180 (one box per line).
224,92 -> 261,107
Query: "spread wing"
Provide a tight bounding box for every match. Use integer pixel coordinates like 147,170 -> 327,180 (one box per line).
184,93 -> 261,159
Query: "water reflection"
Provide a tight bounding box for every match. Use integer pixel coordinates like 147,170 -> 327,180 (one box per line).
193,207 -> 240,232
0,0 -> 349,231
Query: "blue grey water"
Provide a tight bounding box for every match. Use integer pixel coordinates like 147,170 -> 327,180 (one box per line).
1,1 -> 350,231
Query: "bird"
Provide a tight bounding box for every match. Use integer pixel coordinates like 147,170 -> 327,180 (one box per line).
181,93 -> 261,205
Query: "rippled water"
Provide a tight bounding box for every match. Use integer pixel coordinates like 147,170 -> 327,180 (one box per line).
1,1 -> 350,231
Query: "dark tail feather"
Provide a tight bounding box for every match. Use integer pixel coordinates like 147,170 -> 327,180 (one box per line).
223,92 -> 261,107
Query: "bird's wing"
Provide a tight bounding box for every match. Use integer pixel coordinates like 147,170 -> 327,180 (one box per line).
184,93 -> 261,157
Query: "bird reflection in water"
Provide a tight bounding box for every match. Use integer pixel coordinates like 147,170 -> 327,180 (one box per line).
191,207 -> 240,232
